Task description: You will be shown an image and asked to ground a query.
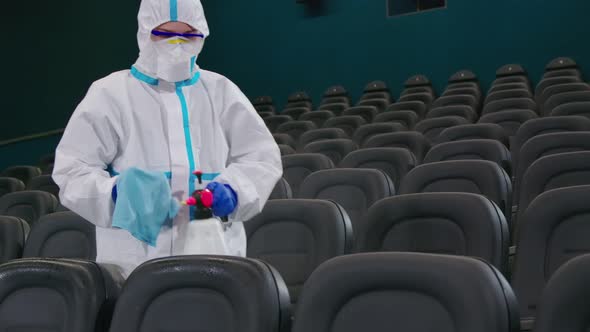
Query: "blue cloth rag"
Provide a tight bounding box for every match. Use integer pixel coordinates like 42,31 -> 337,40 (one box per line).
112,167 -> 180,247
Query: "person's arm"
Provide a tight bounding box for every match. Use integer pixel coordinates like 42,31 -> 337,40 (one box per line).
213,81 -> 282,222
52,83 -> 120,227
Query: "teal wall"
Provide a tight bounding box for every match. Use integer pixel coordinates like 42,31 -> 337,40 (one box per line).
1,0 -> 589,168
199,0 -> 590,109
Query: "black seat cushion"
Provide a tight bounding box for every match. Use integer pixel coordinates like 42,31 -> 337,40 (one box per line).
109,256 -> 291,332
246,199 -> 353,303
292,252 -> 519,332
282,154 -> 334,198
512,185 -> 590,319
400,160 -> 512,222
340,148 -> 416,187
0,258 -> 122,332
0,177 -> 25,198
364,132 -> 431,162
0,216 -> 29,263
0,191 -> 58,227
361,193 -> 509,272
424,139 -> 512,175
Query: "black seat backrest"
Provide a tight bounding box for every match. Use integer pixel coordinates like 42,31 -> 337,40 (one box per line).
299,127 -> 348,145
264,115 -> 293,132
278,144 -> 296,156
340,148 -> 416,187
299,110 -> 335,128
533,254 -> 590,332
361,193 -> 509,271
405,74 -> 432,87
1,166 -> 42,186
363,80 -> 389,94
512,185 -> 590,320
512,116 -> 590,171
449,69 -> 478,83
545,57 -> 578,71
401,86 -> 435,96
273,133 -> 297,149
400,160 -> 512,221
442,87 -> 481,99
0,216 -> 29,263
276,121 -> 317,141
342,106 -> 378,122
482,98 -> 537,115
414,116 -> 470,143
292,252 -> 519,332
539,83 -> 590,115
252,96 -> 273,106
352,123 -> 405,147
424,139 -> 512,175
109,256 -> 291,332
517,151 -> 590,221
0,191 -> 58,227
282,154 -> 334,198
438,123 -> 509,146
303,139 -> 358,165
543,68 -> 582,79
281,107 -> 310,120
0,177 -> 25,198
491,77 -> 531,88
426,105 -> 478,122
551,101 -> 590,119
256,105 -> 275,114
515,132 -> 590,203
397,92 -> 434,107
23,211 -> 96,260
432,95 -> 478,111
535,76 -> 582,103
359,92 -> 391,103
318,103 -> 348,116
323,116 -> 367,137
258,111 -> 275,119
323,85 -> 349,99
0,258 -> 122,332
374,110 -> 419,129
496,64 -> 527,77
269,178 -> 293,200
478,109 -> 538,137
357,98 -> 392,112
385,101 -> 427,119
484,89 -> 533,105
299,169 -> 395,242
544,91 -> 590,116
488,82 -> 531,94
320,97 -> 350,106
246,199 -> 353,303
364,132 -> 431,162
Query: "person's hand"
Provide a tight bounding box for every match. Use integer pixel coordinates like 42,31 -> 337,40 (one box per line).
206,182 -> 238,217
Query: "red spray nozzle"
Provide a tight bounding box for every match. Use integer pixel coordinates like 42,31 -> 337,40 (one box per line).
193,170 -> 203,184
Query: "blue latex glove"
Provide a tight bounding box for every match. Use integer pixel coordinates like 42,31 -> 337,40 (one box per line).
112,167 -> 180,247
206,182 -> 238,217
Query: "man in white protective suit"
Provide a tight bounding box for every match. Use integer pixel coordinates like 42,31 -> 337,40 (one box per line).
52,0 -> 282,278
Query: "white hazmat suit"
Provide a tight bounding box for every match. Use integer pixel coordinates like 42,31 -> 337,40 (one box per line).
53,0 -> 282,277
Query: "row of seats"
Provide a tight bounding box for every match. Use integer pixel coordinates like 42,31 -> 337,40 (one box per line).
0,174 -> 59,199
3,249 -> 590,331
273,127 -> 590,221
254,57 -> 585,115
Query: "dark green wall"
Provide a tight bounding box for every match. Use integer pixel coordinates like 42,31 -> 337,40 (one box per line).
1,0 -> 589,168
199,0 -> 590,109
1,0 -> 140,142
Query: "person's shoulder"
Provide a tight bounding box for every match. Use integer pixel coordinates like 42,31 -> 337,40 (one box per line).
198,69 -> 241,91
90,70 -> 133,91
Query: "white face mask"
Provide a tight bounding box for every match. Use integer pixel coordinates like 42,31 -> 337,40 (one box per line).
154,37 -> 204,82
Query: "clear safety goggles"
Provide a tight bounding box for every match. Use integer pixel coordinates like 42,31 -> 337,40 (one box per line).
151,30 -> 205,39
